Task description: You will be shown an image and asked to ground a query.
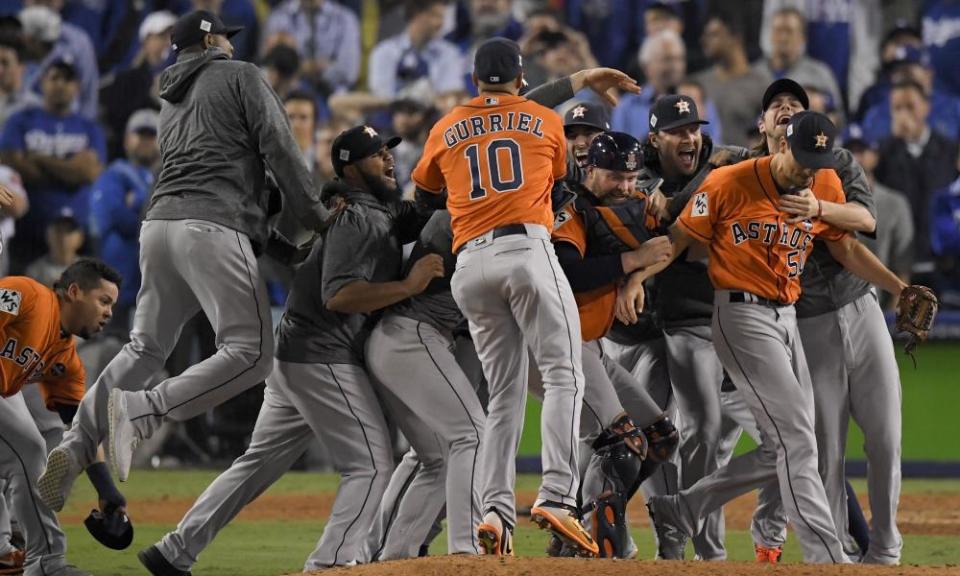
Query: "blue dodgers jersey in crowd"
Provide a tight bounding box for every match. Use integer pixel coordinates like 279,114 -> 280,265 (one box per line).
803,0 -> 852,99
0,106 -> 106,234
924,0 -> 960,97
89,160 -> 154,308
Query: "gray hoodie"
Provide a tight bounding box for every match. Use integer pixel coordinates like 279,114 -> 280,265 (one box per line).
147,48 -> 327,252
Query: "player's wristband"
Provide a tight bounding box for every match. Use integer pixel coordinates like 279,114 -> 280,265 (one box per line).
86,462 -> 126,508
816,199 -> 823,219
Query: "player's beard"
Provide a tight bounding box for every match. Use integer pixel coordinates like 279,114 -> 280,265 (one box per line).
361,169 -> 402,205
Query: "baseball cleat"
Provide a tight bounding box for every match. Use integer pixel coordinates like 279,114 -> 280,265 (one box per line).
646,496 -> 687,560
755,544 -> 783,563
0,548 -> 24,575
477,510 -> 513,556
138,545 -> 192,576
530,502 -> 599,557
107,388 -> 139,482
38,447 -> 82,512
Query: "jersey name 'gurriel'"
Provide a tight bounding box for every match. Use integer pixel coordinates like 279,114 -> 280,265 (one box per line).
443,110 -> 547,148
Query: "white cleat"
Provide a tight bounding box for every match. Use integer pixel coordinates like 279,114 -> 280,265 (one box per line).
38,446 -> 82,512
107,388 -> 139,482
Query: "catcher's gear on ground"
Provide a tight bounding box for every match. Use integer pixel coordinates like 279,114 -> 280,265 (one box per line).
895,285 -> 938,366
84,502 -> 133,550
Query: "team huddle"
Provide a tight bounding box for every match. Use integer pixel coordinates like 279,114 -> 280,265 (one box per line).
0,13 -> 942,576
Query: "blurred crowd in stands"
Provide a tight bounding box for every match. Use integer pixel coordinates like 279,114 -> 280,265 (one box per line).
1,0 -> 960,465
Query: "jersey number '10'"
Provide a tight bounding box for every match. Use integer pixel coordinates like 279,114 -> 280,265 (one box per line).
465,139 -> 524,200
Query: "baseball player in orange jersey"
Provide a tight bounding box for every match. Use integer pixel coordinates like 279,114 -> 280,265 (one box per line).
643,111 -> 909,564
0,260 -> 121,576
412,38 -> 597,556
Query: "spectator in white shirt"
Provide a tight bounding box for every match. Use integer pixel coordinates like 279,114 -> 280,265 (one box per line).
368,0 -> 463,100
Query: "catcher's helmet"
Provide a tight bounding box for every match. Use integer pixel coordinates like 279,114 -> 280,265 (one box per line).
588,131 -> 643,172
84,503 -> 133,550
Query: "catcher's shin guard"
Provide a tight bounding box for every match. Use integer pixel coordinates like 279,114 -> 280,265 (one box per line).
591,489 -> 628,558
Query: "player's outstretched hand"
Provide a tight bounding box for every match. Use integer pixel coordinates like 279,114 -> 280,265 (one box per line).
646,187 -> 670,222
780,188 -> 819,223
404,253 -> 445,296
578,68 -> 641,107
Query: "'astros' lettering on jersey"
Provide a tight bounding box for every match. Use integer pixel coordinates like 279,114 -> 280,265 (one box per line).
677,156 -> 847,304
0,276 -> 86,408
551,206 -> 617,341
412,94 -> 566,252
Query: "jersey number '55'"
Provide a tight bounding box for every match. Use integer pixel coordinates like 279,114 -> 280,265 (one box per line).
465,138 -> 525,200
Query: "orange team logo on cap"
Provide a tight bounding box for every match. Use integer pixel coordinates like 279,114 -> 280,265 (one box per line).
815,131 -> 828,148
571,105 -> 586,118
675,100 -> 691,114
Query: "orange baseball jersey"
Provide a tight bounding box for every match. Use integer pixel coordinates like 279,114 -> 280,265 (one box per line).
0,276 -> 86,408
412,93 -> 567,252
677,156 -> 847,304
551,206 -> 617,341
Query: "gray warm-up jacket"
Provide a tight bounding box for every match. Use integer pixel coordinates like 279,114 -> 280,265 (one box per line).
147,47 -> 327,253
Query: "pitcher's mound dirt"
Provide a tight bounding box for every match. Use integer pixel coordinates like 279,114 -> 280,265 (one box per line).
294,556 -> 960,576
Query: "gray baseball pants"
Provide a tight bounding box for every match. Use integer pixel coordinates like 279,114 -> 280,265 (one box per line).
155,360 -> 393,572
58,219 -> 274,468
798,291 -> 902,564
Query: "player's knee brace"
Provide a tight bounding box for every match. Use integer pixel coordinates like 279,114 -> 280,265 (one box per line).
642,414 -> 679,463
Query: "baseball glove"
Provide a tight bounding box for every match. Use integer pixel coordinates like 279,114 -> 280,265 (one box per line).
895,285 -> 939,366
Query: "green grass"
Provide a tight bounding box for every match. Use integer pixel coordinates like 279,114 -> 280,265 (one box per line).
60,472 -> 960,575
520,342 -> 960,461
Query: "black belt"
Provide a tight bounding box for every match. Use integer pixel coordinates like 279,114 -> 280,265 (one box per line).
457,224 -> 529,254
728,291 -> 790,307
492,224 -> 528,239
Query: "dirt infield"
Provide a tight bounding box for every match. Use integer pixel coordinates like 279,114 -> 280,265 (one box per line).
63,488 -> 960,536
297,556 -> 960,576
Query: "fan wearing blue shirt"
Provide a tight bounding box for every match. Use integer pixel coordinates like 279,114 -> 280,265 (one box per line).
0,58 -> 104,271
89,109 -> 158,332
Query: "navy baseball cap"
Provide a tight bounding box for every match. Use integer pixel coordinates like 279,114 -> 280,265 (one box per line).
588,131 -> 643,172
840,123 -> 875,151
785,111 -> 837,170
473,38 -> 522,84
649,94 -> 709,133
171,10 -> 242,53
331,125 -> 401,177
762,78 -> 809,112
563,101 -> 610,134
